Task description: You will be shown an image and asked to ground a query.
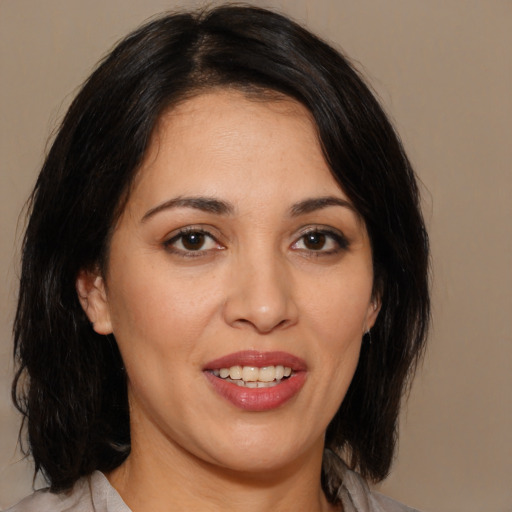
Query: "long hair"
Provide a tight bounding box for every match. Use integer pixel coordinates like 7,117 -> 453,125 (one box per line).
12,5 -> 429,499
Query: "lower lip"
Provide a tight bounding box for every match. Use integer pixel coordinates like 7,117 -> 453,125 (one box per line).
204,371 -> 306,411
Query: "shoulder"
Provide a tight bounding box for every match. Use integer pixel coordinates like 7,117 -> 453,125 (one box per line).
323,450 -> 421,512
369,491 -> 421,512
4,472 -> 129,512
4,477 -> 92,512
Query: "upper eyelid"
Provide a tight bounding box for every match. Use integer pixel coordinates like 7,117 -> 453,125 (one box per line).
295,225 -> 348,240
164,226 -> 221,243
297,225 -> 341,234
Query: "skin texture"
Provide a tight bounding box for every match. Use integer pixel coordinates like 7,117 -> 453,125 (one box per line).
77,90 -> 380,512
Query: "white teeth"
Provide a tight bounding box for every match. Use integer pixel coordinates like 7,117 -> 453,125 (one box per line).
259,366 -> 275,382
229,365 -> 242,380
242,366 -> 259,382
213,365 -> 293,386
223,377 -> 282,388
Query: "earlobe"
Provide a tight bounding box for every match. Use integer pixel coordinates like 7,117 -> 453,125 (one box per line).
76,269 -> 113,335
364,297 -> 381,333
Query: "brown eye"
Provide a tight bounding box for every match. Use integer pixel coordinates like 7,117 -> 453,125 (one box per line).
291,228 -> 349,254
303,232 -> 326,250
181,232 -> 206,250
164,229 -> 221,255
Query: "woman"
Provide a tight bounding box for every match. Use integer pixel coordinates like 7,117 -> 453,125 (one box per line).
9,5 -> 429,512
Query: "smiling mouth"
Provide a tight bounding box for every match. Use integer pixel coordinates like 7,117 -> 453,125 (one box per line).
204,351 -> 306,410
211,365 -> 294,388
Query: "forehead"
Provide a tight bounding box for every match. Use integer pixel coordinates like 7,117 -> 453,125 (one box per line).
151,89 -> 321,162
128,89 -> 347,211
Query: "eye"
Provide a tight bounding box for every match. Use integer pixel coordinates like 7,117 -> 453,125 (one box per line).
291,228 -> 348,254
164,228 -> 223,255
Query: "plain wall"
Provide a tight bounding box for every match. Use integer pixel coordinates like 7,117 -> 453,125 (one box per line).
1,1 -> 511,510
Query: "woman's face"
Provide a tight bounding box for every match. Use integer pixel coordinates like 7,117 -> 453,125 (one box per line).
79,90 -> 379,475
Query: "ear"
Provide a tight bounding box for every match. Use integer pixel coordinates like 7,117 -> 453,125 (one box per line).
76,269 -> 113,335
364,295 -> 381,333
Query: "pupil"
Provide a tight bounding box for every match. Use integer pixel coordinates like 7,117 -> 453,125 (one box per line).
305,233 -> 326,250
182,232 -> 204,250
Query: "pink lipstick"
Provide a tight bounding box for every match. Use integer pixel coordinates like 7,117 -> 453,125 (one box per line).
203,350 -> 307,411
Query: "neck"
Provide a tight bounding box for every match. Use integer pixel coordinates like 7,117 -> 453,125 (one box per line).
107,427 -> 337,512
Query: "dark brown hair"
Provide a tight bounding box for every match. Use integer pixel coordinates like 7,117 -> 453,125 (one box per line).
12,5 -> 429,501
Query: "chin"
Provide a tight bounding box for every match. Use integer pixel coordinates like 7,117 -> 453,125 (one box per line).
195,425 -> 321,476
213,449 -> 302,476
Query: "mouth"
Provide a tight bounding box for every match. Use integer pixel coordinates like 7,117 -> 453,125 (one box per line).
203,351 -> 307,411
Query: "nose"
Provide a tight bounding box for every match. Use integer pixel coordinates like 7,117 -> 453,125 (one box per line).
223,252 -> 298,334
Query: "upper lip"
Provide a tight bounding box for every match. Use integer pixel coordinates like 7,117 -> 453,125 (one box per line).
203,350 -> 307,371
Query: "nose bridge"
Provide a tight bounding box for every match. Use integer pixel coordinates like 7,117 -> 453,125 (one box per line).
223,240 -> 297,333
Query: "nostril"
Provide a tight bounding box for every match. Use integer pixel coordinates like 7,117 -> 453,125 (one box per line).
232,317 -> 291,334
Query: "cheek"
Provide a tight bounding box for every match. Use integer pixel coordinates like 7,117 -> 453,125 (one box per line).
106,260 -> 223,366
106,269 -> 223,422
300,265 -> 371,392
303,269 -> 372,341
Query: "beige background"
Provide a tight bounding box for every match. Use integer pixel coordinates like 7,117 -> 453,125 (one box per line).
1,1 -> 511,510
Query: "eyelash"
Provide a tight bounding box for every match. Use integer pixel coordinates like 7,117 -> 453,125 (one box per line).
292,227 -> 349,256
163,227 -> 223,258
163,226 -> 349,258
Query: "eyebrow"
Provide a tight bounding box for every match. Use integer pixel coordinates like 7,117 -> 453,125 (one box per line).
141,194 -> 356,223
289,196 -> 356,216
141,196 -> 234,222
